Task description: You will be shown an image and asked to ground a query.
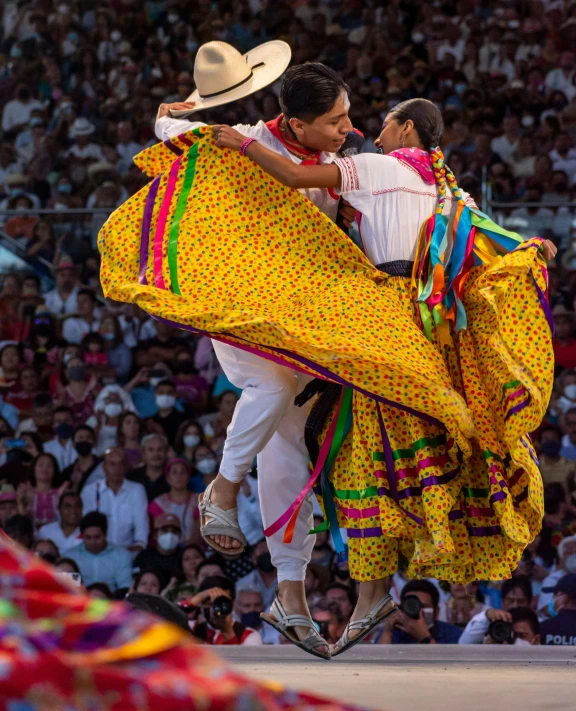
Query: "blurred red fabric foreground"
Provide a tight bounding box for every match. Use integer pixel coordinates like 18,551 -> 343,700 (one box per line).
0,533 -> 367,711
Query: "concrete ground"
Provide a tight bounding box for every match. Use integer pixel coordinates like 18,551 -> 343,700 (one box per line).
218,645 -> 576,711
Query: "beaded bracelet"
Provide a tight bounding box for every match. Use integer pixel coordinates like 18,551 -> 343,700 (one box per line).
240,137 -> 258,156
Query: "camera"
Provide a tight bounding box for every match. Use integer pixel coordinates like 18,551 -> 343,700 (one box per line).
400,594 -> 422,620
487,619 -> 514,644
210,595 -> 233,619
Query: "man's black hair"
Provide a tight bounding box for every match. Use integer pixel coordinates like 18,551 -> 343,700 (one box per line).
4,514 -> 34,539
58,490 -> 82,508
510,606 -> 540,638
502,575 -> 533,604
33,393 -> 53,409
77,288 -> 97,302
280,62 -> 350,122
400,579 -> 440,609
80,510 -> 108,535
199,575 -> 236,601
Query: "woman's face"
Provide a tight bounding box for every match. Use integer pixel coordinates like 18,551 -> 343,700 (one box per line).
182,547 -> 204,580
374,114 -> 405,155
100,317 -> 116,339
194,444 -> 216,466
122,414 -> 140,440
21,368 -> 39,393
35,540 -> 58,558
1,346 -> 19,372
167,461 -> 189,489
136,572 -> 161,595
185,423 -> 201,439
219,392 -> 238,418
35,455 -> 55,486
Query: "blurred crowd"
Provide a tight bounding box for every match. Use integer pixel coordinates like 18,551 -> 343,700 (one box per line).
0,0 -> 576,648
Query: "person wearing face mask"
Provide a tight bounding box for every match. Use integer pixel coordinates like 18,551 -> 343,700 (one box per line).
540,574 -> 576,645
148,458 -> 201,545
483,607 -> 541,646
381,580 -> 462,645
172,351 -> 209,414
56,357 -> 98,424
62,289 -> 101,345
538,536 -> 576,617
175,420 -> 205,465
236,538 -> 278,609
62,425 -> 104,492
147,379 -> 188,445
44,406 -> 78,471
191,443 -> 219,487
134,512 -> 184,580
235,588 -> 280,644
89,389 -> 127,456
99,314 -> 132,383
556,370 -> 576,416
1,83 -> 43,135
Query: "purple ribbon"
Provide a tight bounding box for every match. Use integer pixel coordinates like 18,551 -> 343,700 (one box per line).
139,176 -> 160,286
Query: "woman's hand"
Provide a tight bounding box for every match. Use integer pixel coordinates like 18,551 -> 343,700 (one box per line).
212,124 -> 248,151
542,239 -> 557,262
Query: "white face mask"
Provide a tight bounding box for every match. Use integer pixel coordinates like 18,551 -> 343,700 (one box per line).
422,607 -> 435,629
196,457 -> 217,475
104,403 -> 123,418
156,394 -> 176,410
565,385 -> 576,400
184,434 -> 200,448
564,553 -> 576,573
514,637 -> 532,646
157,531 -> 180,551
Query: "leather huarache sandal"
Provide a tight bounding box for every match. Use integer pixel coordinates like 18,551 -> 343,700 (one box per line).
330,593 -> 397,657
198,479 -> 248,558
261,597 -> 331,660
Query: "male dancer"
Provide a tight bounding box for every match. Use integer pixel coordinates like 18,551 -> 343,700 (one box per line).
156,46 -> 354,655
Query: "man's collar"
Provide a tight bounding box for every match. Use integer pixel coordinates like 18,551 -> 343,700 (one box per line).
265,114 -> 321,164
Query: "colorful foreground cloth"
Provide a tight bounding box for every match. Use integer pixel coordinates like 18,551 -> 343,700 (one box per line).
99,128 -> 553,582
0,534 -> 366,710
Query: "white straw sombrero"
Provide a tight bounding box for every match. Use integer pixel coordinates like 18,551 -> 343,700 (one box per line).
170,40 -> 292,118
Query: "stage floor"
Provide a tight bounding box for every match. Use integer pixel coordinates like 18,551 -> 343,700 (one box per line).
218,645 -> 576,711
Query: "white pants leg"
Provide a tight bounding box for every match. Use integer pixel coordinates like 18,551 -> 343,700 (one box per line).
212,341 -> 315,582
257,377 -> 315,582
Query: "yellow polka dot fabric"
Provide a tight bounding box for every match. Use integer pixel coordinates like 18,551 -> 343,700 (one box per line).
99,128 -> 553,583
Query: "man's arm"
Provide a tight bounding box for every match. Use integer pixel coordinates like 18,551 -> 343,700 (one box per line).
458,610 -> 492,644
132,483 -> 150,549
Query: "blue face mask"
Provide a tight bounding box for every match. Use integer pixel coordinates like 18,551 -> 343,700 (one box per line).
548,599 -> 558,618
241,611 -> 261,629
58,183 -> 72,194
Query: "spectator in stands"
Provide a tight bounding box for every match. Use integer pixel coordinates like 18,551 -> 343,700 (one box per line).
178,543 -> 206,590
17,452 -> 63,529
133,569 -> 164,595
147,379 -> 188,445
3,513 -> 34,548
174,420 -> 205,464
38,491 -> 82,553
80,447 -> 149,552
134,512 -> 182,581
187,576 -> 263,645
116,120 -> 142,174
148,458 -> 200,544
553,306 -> 576,371
44,255 -> 79,316
99,314 -> 132,383
55,357 -> 98,424
44,405 -> 76,471
67,510 -> 132,592
383,580 -> 462,645
326,583 -> 355,623
0,483 -> 18,528
32,538 -> 59,564
55,558 -> 82,576
200,390 -> 238,454
87,583 -> 113,600
236,539 -> 277,608
63,425 -> 103,492
459,576 -> 533,644
540,574 -> 576,645
538,536 -> 576,616
191,441 -> 219,486
116,411 -> 144,469
308,597 -> 347,646
560,409 -> 576,461
235,588 -> 280,644
62,288 -> 100,345
128,432 -> 169,502
196,557 -> 227,588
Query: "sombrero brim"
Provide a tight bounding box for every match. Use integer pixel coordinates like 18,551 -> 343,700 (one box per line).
169,40 -> 291,118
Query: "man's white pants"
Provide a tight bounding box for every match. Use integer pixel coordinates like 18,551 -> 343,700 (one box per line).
212,340 -> 315,583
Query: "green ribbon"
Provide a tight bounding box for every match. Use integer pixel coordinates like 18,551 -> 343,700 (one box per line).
374,434 -> 447,463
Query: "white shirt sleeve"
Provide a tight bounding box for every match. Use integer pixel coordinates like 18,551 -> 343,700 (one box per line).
242,629 -> 263,645
132,482 -> 150,548
155,115 -> 202,141
81,483 -> 96,515
458,610 -> 490,644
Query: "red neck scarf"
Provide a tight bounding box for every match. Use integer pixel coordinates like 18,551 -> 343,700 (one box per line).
388,147 -> 436,185
265,115 -> 321,165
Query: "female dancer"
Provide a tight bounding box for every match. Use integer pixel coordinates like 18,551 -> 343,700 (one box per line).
214,98 -> 556,654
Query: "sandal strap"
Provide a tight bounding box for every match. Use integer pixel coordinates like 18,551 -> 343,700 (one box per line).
268,598 -> 328,653
199,481 -> 247,545
340,593 -> 394,646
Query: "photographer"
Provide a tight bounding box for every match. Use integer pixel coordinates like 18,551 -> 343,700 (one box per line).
381,580 -> 462,644
183,576 -> 263,645
484,607 -> 541,646
458,576 -> 532,644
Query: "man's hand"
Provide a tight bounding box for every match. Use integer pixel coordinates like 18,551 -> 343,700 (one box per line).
542,239 -> 557,262
213,124 -> 248,151
157,102 -> 196,120
190,586 -> 231,607
485,608 -> 512,623
339,199 -> 356,228
395,609 -> 433,642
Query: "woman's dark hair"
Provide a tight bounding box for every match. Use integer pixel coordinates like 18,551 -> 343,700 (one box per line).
117,410 -> 145,445
195,555 -> 225,578
401,579 -> 440,608
29,312 -> 58,352
179,543 -> 206,574
100,312 -> 123,349
280,62 -> 350,122
326,582 -> 357,608
55,556 -> 81,574
388,98 -> 444,149
31,220 -> 54,241
30,452 -> 62,488
133,568 -> 166,592
87,582 -> 113,599
81,331 -> 106,354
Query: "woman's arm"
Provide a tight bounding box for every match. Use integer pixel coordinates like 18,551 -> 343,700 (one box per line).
213,124 -> 341,190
